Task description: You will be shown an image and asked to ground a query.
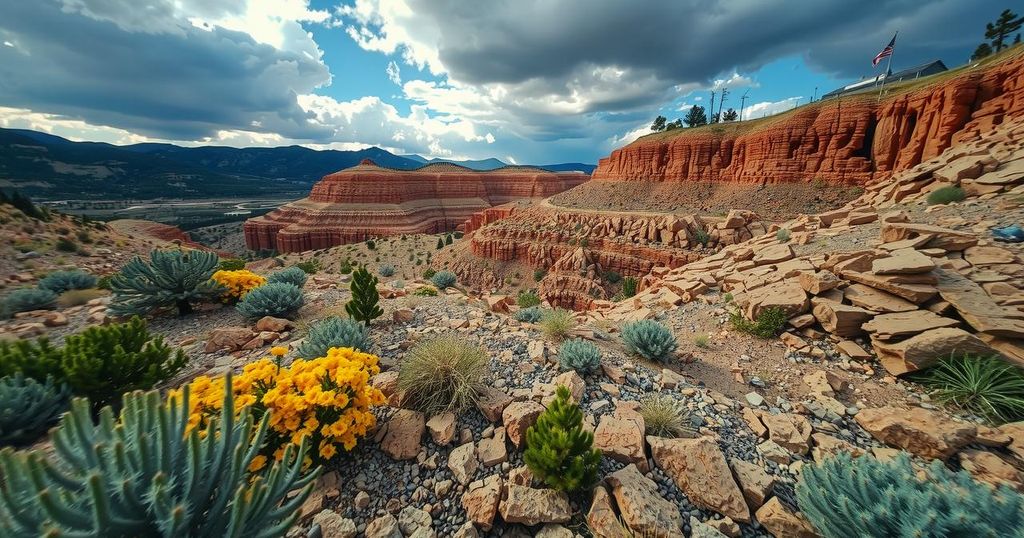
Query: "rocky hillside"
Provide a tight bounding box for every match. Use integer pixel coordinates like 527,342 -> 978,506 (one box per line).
594,50 -> 1024,185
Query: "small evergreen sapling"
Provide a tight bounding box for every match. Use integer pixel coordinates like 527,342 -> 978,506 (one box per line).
345,266 -> 383,326
523,385 -> 601,492
109,249 -> 221,316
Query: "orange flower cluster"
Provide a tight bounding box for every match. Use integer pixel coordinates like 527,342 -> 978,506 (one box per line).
171,347 -> 386,469
211,269 -> 266,301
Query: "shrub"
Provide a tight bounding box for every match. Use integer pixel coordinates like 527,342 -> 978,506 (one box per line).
295,259 -> 321,274
517,290 -> 542,308
366,239 -> 375,250
423,268 -> 436,279
218,258 -> 246,271
378,264 -> 396,277
639,393 -> 695,438
796,452 -> 1024,538
109,249 -> 221,316
436,238 -> 444,249
693,229 -> 711,247
621,276 -> 638,298
176,348 -> 385,463
539,308 -> 576,340
533,268 -> 546,282
346,266 -> 383,326
96,274 -> 112,290
446,234 -> 454,245
515,306 -> 543,323
414,286 -> 438,297
339,259 -> 353,274
604,270 -> 622,284
927,185 -> 966,205
558,339 -> 601,373
211,269 -> 266,301
722,292 -> 733,303
37,270 -> 97,294
523,385 -> 601,492
730,307 -> 788,339
54,236 -> 77,252
60,317 -> 186,409
0,338 -> 62,383
267,266 -> 308,288
397,336 -> 487,415
1,288 -> 57,318
296,316 -> 371,358
776,228 -> 791,242
621,320 -> 677,362
693,334 -> 711,349
0,386 -> 317,537
914,353 -> 1024,424
431,270 -> 457,289
237,282 -> 304,320
0,373 -> 69,446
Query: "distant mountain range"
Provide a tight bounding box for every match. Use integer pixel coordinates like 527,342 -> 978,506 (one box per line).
0,128 -> 594,200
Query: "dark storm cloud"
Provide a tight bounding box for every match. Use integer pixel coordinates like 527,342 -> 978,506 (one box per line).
409,0 -> 997,87
0,0 -> 332,141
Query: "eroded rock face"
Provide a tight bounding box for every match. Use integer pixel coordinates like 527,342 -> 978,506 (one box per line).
244,160 -> 586,252
593,53 -> 1024,185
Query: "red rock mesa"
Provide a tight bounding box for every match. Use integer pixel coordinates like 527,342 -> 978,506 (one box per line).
243,160 -> 587,252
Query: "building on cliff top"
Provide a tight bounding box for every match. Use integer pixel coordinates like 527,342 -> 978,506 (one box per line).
821,60 -> 948,100
243,159 -> 588,253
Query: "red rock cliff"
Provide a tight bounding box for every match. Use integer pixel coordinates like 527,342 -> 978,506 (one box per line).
243,160 -> 587,252
593,52 -> 1024,185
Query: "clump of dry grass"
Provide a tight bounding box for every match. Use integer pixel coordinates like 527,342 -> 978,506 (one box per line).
57,288 -> 107,308
639,393 -> 696,438
397,336 -> 488,415
539,308 -> 576,340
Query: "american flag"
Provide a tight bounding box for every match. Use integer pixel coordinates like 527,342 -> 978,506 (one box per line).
873,33 -> 897,66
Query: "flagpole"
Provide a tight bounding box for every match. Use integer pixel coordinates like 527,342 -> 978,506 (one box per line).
878,31 -> 898,98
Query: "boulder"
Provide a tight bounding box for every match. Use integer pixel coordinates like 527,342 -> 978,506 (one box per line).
502,401 -> 545,448
842,283 -> 917,313
862,310 -> 959,340
379,409 -> 425,460
958,449 -> 1024,491
397,506 -> 432,536
753,244 -> 794,265
729,459 -> 775,510
552,370 -> 586,403
312,509 -> 357,538
754,497 -> 817,538
873,327 -> 995,375
498,485 -> 572,526
690,517 -> 730,538
461,474 -> 503,530
758,413 -> 813,456
811,298 -> 872,337
255,316 -> 292,332
606,464 -> 684,536
205,326 -> 256,352
426,413 -> 456,446
475,386 -> 513,422
855,405 -> 976,460
477,427 -> 508,467
447,442 -> 479,485
648,436 -> 750,523
365,514 -> 402,538
798,271 -> 840,295
871,248 -> 936,275
741,279 -> 809,319
586,485 -> 627,538
594,409 -> 648,472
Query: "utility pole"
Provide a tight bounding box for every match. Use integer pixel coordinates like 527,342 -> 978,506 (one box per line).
739,89 -> 749,121
709,91 -> 716,123
812,86 -> 818,102
718,87 -> 729,121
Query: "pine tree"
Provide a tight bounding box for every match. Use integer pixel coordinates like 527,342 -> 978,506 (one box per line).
650,115 -> 667,132
345,266 -> 383,327
683,105 -> 708,127
436,237 -> 444,249
973,42 -> 994,60
445,234 -> 453,245
986,9 -> 1023,52
523,385 -> 601,492
722,108 -> 738,121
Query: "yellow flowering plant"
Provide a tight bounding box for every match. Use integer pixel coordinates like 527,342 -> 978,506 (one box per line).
171,347 -> 386,470
211,269 -> 267,302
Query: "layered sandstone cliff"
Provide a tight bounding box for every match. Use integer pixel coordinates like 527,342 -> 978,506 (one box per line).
243,160 -> 587,252
594,52 -> 1024,185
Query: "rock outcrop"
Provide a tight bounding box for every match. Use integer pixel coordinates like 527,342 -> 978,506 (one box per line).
244,160 -> 587,252
593,52 -> 1024,185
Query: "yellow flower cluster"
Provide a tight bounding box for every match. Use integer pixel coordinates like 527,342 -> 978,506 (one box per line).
211,269 -> 266,301
172,347 -> 386,469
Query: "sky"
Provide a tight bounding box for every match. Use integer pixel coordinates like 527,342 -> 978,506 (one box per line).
0,0 -> 1004,165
